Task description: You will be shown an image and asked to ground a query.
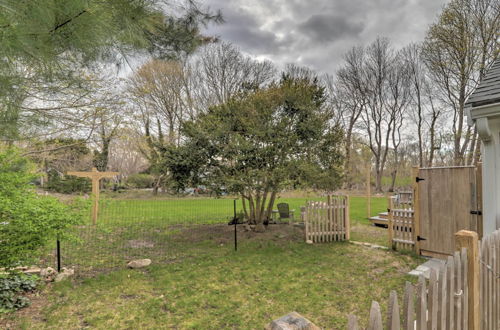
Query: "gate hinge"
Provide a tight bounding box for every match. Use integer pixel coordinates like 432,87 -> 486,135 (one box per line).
470,210 -> 482,215
416,177 -> 425,182
417,236 -> 427,241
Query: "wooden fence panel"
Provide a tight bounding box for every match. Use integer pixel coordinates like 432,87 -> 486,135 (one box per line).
480,229 -> 500,330
347,245 -> 468,329
304,195 -> 349,243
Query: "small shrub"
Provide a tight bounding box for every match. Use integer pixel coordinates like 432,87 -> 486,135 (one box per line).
0,273 -> 38,313
126,174 -> 154,189
0,149 -> 87,269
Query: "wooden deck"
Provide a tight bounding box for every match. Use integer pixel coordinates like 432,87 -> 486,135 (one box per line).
369,211 -> 388,227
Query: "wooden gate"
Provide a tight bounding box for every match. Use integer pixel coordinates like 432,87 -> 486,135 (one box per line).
415,166 -> 482,258
388,197 -> 415,251
304,195 -> 349,243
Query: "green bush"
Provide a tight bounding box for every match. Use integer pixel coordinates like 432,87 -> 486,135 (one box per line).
126,174 -> 154,189
0,273 -> 38,313
46,169 -> 91,194
0,149 -> 86,269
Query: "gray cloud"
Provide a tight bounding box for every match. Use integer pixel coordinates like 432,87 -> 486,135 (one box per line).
202,0 -> 449,74
298,14 -> 365,42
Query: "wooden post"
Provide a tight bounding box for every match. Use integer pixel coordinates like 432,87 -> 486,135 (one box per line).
455,230 -> 480,330
327,194 -> 332,223
67,167 -> 119,225
412,166 -> 421,255
388,196 -> 394,249
367,166 -> 371,219
345,195 -> 350,240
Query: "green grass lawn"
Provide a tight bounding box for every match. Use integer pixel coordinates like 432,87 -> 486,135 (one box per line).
8,239 -> 419,329
98,194 -> 387,227
45,195 -> 391,273
2,194 -> 413,329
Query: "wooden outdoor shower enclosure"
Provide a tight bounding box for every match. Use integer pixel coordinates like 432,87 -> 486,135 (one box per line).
394,166 -> 483,258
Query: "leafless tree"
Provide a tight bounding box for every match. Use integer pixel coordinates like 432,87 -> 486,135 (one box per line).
422,0 -> 499,165
333,46 -> 366,186
196,42 -> 276,107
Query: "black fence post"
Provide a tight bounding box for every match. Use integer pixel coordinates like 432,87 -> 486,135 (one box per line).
233,199 -> 237,251
56,239 -> 61,272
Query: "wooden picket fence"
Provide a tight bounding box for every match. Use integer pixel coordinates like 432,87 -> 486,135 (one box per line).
348,248 -> 469,329
304,195 -> 349,243
348,229 -> 500,330
480,229 -> 500,330
388,197 -> 415,251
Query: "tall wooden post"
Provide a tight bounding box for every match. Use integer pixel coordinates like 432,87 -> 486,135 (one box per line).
67,167 -> 119,224
455,230 -> 480,330
345,195 -> 350,240
367,166 -> 371,219
412,166 -> 421,254
388,196 -> 394,249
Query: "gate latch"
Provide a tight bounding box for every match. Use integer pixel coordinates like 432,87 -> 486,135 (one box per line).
417,236 -> 427,241
416,177 -> 425,182
470,210 -> 482,215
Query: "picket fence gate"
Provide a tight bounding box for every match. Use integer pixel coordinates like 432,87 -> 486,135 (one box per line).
304,195 -> 349,243
388,197 -> 416,251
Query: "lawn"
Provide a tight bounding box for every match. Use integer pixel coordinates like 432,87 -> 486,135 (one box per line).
38,195 -> 390,273
7,237 -> 418,329
2,194 -> 412,329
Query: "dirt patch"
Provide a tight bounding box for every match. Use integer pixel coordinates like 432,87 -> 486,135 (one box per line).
171,223 -> 305,246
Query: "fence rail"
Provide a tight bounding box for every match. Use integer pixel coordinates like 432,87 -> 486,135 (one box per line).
304,195 -> 349,243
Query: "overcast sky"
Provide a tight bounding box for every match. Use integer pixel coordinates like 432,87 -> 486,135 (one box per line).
201,0 -> 449,74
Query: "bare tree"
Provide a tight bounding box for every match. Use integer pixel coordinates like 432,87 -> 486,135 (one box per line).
422,0 -> 499,165
333,46 -> 366,186
197,42 -> 276,106
361,38 -> 398,192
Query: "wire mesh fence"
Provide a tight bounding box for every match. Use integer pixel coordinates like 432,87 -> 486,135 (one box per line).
39,195 -> 322,275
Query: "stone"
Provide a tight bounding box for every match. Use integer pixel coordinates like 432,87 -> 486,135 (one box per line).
54,267 -> 74,282
40,267 -> 57,280
24,267 -> 41,275
306,240 -> 313,245
127,259 -> 152,269
243,224 -> 251,232
265,312 -> 320,330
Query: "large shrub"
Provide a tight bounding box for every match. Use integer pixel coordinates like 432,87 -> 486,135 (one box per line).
46,169 -> 91,194
126,173 -> 155,189
0,149 -> 85,269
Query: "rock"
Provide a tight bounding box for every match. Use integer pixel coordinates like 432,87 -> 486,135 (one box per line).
24,267 -> 41,275
54,267 -> 74,282
40,267 -> 57,280
243,224 -> 251,232
265,312 -> 320,330
306,240 -> 313,245
127,259 -> 152,269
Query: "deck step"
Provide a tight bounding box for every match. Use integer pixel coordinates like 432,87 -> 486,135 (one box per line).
378,212 -> 388,219
369,216 -> 388,227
